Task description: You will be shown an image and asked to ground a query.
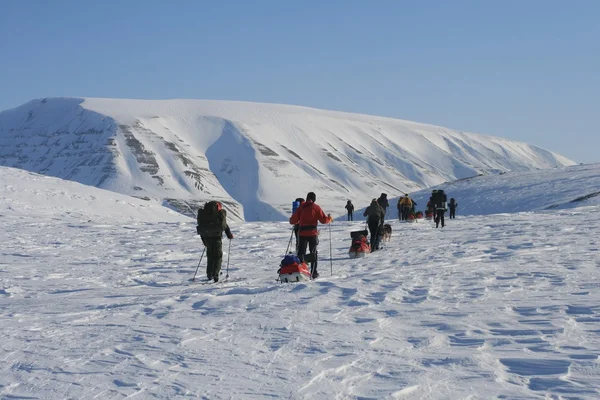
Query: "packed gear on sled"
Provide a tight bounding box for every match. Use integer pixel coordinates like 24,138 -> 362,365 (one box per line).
416,211 -> 424,219
426,200 -> 434,219
277,254 -> 312,282
348,230 -> 371,258
407,213 -> 416,222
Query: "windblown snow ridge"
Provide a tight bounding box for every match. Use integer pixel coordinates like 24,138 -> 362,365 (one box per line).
0,97 -> 575,221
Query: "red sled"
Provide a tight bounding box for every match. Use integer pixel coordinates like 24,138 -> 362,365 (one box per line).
349,230 -> 370,258
278,254 -> 312,282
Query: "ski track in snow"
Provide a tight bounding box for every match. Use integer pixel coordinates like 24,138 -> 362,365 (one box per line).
1,207 -> 599,399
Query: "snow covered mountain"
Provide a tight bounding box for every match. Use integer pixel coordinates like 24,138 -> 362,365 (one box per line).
0,97 -> 575,221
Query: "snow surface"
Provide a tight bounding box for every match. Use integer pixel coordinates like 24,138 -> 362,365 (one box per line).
0,98 -> 575,222
2,164 -> 599,399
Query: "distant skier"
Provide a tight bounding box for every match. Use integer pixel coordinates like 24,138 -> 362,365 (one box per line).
196,201 -> 234,282
377,193 -> 389,218
345,200 -> 355,221
426,199 -> 435,219
448,198 -> 458,219
289,192 -> 333,279
363,199 -> 385,251
398,194 -> 413,221
431,189 -> 447,228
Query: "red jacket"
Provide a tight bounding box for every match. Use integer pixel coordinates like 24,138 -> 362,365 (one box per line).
289,200 -> 331,237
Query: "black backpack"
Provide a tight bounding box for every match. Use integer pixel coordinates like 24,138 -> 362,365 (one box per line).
431,190 -> 447,208
196,201 -> 226,237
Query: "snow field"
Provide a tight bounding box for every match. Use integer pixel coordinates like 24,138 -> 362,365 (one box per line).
1,206 -> 599,399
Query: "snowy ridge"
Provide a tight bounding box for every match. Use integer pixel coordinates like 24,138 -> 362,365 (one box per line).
0,166 -> 189,223
0,97 -> 575,221
1,164 -> 599,398
388,163 -> 600,218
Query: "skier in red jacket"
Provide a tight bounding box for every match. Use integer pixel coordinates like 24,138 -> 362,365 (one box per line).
289,192 -> 332,279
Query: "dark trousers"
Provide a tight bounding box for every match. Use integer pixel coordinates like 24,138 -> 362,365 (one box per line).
298,235 -> 319,276
205,238 -> 223,279
401,206 -> 411,221
347,211 -> 353,221
368,222 -> 381,251
449,208 -> 456,219
435,209 -> 445,228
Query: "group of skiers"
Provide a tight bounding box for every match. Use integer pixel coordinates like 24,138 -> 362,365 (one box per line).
343,191 -> 458,250
195,190 -> 458,282
345,192 -> 458,224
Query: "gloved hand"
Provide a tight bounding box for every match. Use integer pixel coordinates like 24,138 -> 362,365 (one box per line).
227,232 -> 234,240
327,214 -> 333,223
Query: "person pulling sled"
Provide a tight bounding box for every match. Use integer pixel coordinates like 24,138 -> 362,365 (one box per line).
363,199 -> 385,252
289,192 -> 332,279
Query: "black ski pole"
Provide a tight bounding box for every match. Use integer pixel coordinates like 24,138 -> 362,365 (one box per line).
190,247 -> 205,282
329,221 -> 333,276
225,239 -> 231,280
285,228 -> 294,254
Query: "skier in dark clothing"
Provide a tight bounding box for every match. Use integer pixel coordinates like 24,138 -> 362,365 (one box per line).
448,198 -> 458,219
363,199 -> 385,252
345,200 -> 354,221
377,193 -> 389,218
289,192 -> 332,279
431,190 -> 447,228
197,201 -> 234,282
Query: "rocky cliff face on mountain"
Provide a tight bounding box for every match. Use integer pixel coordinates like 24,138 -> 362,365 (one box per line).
0,97 -> 575,221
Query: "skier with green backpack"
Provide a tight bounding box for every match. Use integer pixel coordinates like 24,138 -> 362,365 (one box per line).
196,201 -> 234,282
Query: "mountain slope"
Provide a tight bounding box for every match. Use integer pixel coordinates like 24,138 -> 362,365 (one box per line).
0,166 -> 190,223
402,163 -> 600,217
0,97 -> 575,221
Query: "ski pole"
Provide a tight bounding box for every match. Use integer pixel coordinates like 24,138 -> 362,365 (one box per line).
225,239 -> 231,280
190,247 -> 205,282
285,228 -> 294,254
329,221 -> 333,276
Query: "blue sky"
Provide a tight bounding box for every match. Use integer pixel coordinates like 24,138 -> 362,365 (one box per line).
1,0 -> 598,162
